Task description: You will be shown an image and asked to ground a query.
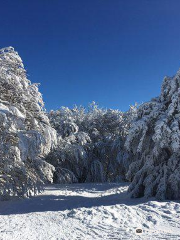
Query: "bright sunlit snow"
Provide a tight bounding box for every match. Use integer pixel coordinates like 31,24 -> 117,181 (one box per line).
0,183 -> 180,240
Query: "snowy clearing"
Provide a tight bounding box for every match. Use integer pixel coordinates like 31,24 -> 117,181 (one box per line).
0,183 -> 180,240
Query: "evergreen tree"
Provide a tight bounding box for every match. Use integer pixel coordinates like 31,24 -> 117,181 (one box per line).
47,103 -> 136,183
126,69 -> 180,200
0,47 -> 57,200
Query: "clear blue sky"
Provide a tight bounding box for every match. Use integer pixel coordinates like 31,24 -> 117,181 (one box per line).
1,0 -> 180,111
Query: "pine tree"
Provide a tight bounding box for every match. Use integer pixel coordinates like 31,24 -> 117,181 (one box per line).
125,69 -> 180,200
0,47 -> 57,200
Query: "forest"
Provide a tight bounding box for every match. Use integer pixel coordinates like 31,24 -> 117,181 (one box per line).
1,46 -> 180,200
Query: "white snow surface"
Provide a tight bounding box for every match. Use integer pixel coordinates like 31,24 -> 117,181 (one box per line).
0,183 -> 180,240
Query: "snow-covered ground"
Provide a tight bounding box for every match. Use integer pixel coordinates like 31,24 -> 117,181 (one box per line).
0,183 -> 180,240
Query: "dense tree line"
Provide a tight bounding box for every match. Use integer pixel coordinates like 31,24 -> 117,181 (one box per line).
1,46 -> 180,200
46,103 -> 137,184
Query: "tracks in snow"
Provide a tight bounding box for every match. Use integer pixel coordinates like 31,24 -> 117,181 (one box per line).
0,183 -> 180,240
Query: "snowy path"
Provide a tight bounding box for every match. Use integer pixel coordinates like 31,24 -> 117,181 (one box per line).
0,183 -> 180,240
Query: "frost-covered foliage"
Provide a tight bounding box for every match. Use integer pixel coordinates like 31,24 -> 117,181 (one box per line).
47,102 -> 136,183
126,69 -> 180,200
0,47 -> 57,200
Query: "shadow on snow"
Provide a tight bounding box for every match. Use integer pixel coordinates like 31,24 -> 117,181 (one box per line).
0,183 -> 155,215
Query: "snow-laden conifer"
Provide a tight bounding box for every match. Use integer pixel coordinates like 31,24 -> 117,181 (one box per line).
126,69 -> 180,199
0,47 -> 56,200
47,102 -> 136,183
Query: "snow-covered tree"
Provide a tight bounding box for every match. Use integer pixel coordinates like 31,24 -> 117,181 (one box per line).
47,102 -> 136,183
126,69 -> 180,200
0,47 -> 57,200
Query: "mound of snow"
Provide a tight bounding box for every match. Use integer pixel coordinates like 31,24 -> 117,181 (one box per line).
0,183 -> 179,239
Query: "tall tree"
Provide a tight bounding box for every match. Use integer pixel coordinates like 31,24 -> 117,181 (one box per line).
126,69 -> 180,200
0,47 -> 56,200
